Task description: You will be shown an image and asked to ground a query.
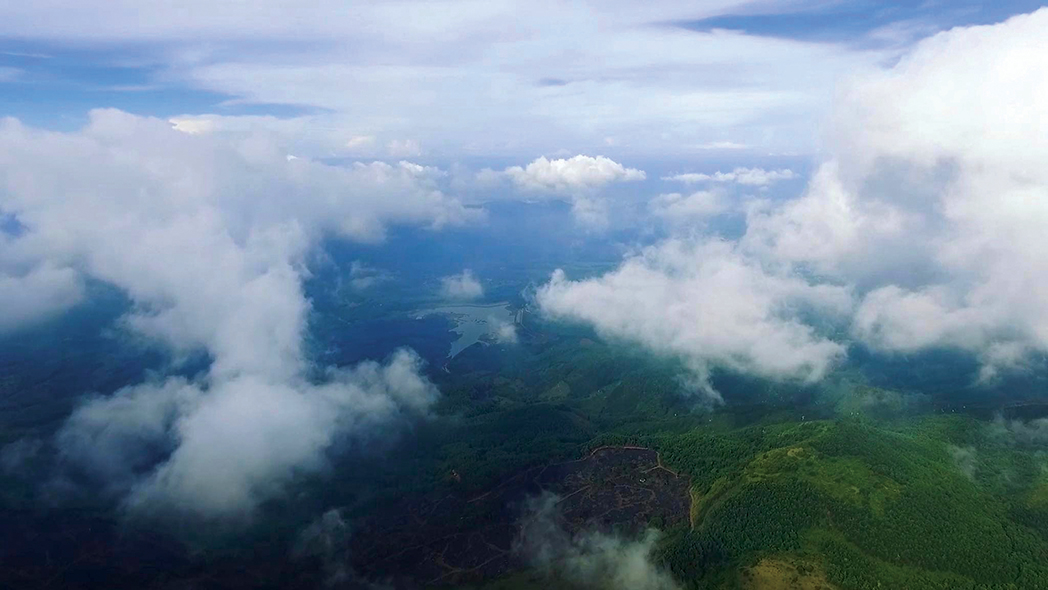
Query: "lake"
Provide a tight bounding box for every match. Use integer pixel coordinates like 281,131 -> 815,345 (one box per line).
416,301 -> 517,358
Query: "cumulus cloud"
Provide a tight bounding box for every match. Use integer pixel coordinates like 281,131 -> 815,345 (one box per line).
135,351 -> 436,516
0,110 -> 464,517
540,9 -> 1048,386
663,167 -> 796,187
491,155 -> 645,228
57,379 -> 199,493
440,269 -> 484,300
537,240 -> 850,401
515,493 -> 680,590
746,9 -> 1048,374
493,318 -> 519,344
649,191 -> 730,224
505,155 -> 645,192
59,348 -> 438,519
0,263 -> 84,333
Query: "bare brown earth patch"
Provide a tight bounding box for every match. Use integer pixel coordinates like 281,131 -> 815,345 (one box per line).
350,447 -> 690,586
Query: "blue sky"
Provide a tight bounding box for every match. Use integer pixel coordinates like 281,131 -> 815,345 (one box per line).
679,0 -> 1048,44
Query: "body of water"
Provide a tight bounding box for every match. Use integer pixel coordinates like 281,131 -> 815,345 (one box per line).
416,301 -> 516,358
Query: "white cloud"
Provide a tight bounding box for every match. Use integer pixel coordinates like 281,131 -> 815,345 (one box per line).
345,135 -> 375,150
169,116 -> 216,135
569,195 -> 611,230
59,350 -> 437,516
663,167 -> 796,186
441,269 -> 484,300
649,191 -> 730,224
540,9 -> 1048,385
537,240 -> 850,401
494,318 -> 519,344
515,493 -> 681,590
492,154 -> 644,228
691,141 -> 751,151
128,350 -> 437,516
747,9 -> 1048,374
0,1 -> 900,158
57,379 -> 202,492
0,263 -> 84,333
0,110 -> 469,517
386,138 -> 421,158
505,155 -> 646,193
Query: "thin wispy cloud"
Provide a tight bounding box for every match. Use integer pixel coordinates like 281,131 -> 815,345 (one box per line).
0,1 -> 897,158
663,167 -> 796,186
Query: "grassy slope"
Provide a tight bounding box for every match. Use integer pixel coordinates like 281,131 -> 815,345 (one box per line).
652,416 -> 1048,589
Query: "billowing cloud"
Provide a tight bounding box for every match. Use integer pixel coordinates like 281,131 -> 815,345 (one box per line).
441,269 -> 484,300
505,155 -> 645,193
493,318 -> 519,344
649,191 -> 729,224
0,263 -> 84,333
663,167 -> 796,186
540,9 -> 1048,386
0,110 -> 467,517
124,350 -> 437,516
537,240 -> 850,401
491,155 -> 645,228
515,493 -> 681,590
746,8 -> 1048,375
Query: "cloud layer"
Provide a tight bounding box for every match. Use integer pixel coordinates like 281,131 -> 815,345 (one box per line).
1,1 -> 897,158
753,8 -> 1048,377
0,110 -> 467,517
539,9 -> 1048,391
